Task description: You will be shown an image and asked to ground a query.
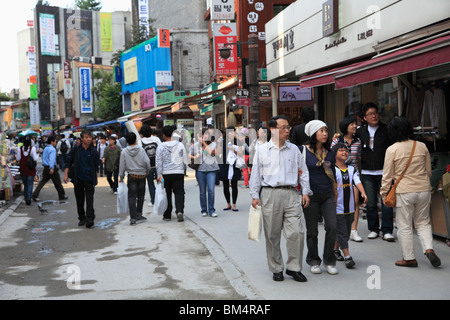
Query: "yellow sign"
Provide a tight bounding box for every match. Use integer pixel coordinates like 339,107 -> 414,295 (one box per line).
124,57 -> 138,84
100,13 -> 113,52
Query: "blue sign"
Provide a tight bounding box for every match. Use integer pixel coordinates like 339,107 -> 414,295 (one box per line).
79,67 -> 92,113
120,36 -> 172,95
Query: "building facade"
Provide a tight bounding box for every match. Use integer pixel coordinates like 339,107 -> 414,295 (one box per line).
32,5 -> 132,128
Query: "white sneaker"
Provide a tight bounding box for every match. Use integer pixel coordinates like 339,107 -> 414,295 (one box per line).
350,230 -> 363,242
324,265 -> 338,275
310,265 -> 322,274
368,231 -> 379,239
148,202 -> 153,207
210,212 -> 218,217
202,212 -> 208,217
382,233 -> 395,242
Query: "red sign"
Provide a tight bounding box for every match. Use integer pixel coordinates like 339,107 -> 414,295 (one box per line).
158,29 -> 170,48
214,23 -> 238,76
27,20 -> 34,27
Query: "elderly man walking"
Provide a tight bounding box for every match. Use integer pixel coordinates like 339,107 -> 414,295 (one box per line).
250,115 -> 311,282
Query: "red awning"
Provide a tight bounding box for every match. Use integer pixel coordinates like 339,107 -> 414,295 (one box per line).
334,35 -> 450,89
299,62 -> 361,88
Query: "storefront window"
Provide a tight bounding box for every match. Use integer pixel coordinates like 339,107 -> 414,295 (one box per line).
377,80 -> 398,124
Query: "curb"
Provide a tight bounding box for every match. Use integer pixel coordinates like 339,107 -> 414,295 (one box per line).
186,217 -> 262,300
0,196 -> 24,226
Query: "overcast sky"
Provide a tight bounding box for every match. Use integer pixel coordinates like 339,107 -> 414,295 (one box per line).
0,0 -> 131,94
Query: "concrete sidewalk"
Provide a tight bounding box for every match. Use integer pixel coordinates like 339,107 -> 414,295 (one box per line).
184,171 -> 450,300
1,168 -> 449,300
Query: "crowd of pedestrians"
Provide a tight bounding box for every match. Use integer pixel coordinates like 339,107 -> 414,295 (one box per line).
13,102 -> 442,277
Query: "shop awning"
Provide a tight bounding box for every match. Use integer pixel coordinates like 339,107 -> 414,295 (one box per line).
86,119 -> 125,129
299,62 -> 361,88
334,35 -> 450,89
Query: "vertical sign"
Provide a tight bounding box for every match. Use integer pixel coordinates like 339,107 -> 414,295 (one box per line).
323,0 -> 339,37
39,13 -> 56,56
211,0 -> 235,20
29,101 -> 40,126
213,23 -> 238,76
138,0 -> 149,33
100,13 -> 113,52
158,29 -> 170,48
79,67 -> 93,113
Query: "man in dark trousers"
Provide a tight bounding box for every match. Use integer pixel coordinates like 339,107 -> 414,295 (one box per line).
64,131 -> 99,228
32,135 -> 67,202
357,103 -> 394,241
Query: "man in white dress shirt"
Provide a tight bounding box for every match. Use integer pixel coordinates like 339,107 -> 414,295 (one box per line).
250,115 -> 312,282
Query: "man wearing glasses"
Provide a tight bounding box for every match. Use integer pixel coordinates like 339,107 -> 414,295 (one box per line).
357,103 -> 394,242
250,115 -> 311,283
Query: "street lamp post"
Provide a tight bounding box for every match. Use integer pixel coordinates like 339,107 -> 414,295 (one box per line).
218,34 -> 260,130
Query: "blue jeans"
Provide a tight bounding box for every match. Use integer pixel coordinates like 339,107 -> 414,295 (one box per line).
196,171 -> 216,215
22,176 -> 34,202
361,174 -> 394,235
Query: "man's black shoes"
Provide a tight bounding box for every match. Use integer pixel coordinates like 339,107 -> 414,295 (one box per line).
273,270 -> 307,282
286,270 -> 307,282
273,272 -> 284,281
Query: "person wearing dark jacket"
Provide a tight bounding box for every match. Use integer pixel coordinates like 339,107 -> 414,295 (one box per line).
356,103 -> 394,241
291,107 -> 315,146
64,131 -> 100,228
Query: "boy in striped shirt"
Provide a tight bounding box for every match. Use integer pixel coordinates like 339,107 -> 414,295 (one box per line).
332,143 -> 367,268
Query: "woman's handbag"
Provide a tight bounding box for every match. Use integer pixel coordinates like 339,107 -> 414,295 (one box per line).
248,205 -> 262,241
385,141 -> 417,208
188,146 -> 200,170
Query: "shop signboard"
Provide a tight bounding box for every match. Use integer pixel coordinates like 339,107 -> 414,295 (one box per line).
140,87 -> 156,110
211,0 -> 234,20
79,67 -> 93,113
39,13 -> 56,56
213,23 -> 238,76
29,101 -> 40,126
278,86 -> 312,102
121,36 -> 172,93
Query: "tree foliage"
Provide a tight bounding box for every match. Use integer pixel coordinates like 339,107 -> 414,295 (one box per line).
75,0 -> 102,11
92,70 -> 122,121
110,19 -> 157,68
36,0 -> 50,6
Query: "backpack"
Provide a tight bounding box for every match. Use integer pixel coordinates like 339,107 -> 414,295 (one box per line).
22,147 -> 36,170
60,140 -> 68,154
141,141 -> 158,167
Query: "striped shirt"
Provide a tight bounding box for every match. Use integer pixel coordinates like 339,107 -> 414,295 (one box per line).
331,134 -> 362,173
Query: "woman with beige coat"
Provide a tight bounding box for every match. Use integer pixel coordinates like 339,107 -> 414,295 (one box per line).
381,117 -> 441,268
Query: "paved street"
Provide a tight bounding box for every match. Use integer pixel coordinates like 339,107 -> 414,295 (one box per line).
1,167 -> 449,300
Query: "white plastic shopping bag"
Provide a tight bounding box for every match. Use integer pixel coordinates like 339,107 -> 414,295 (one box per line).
153,182 -> 168,215
248,205 -> 262,241
117,182 -> 129,214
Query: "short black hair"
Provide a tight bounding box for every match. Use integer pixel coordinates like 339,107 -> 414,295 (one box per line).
362,102 -> 378,117
126,132 -> 137,145
301,107 -> 315,123
47,135 -> 56,144
81,130 -> 93,139
339,116 -> 356,135
388,117 -> 413,143
268,115 -> 289,128
332,142 -> 348,154
162,125 -> 176,138
139,124 -> 153,138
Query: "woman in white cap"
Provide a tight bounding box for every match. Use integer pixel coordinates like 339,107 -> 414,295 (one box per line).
301,120 -> 339,275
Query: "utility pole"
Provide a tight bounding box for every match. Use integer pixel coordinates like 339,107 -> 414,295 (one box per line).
248,33 -> 260,130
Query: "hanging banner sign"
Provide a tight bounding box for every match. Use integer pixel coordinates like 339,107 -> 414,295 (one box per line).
79,67 -> 93,113
213,23 -> 238,76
